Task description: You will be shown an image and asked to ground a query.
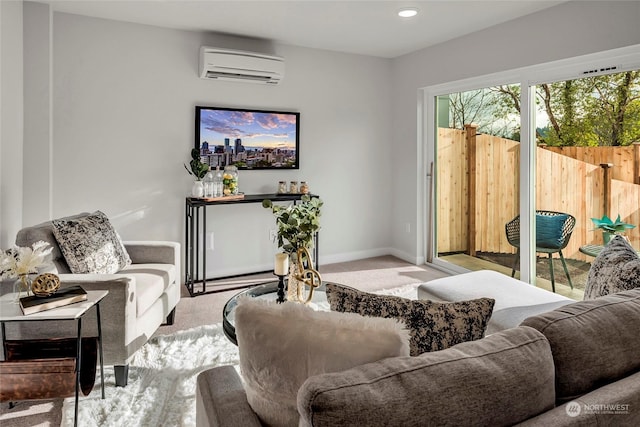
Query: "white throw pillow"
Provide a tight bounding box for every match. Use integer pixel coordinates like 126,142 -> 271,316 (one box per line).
235,297 -> 410,427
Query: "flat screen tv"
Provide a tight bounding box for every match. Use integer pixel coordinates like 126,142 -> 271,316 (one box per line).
195,105 -> 300,170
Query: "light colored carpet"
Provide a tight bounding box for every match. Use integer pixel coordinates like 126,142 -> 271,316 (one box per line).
0,255 -> 449,426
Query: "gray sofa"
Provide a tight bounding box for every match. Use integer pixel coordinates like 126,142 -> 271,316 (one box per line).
3,214 -> 181,386
196,288 -> 640,426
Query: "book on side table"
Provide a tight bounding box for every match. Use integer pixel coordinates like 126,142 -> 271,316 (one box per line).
19,286 -> 88,315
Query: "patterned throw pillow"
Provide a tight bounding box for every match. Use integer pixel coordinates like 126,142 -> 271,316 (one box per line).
326,283 -> 495,356
583,235 -> 640,300
51,211 -> 131,274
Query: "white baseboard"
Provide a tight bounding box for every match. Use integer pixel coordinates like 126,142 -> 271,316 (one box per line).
319,247 -> 392,265
388,248 -> 424,265
203,247 -> 426,278
204,262 -> 274,279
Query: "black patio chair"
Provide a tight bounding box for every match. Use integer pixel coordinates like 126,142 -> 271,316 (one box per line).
505,210 -> 575,293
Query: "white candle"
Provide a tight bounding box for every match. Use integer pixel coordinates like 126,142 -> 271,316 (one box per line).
274,253 -> 289,276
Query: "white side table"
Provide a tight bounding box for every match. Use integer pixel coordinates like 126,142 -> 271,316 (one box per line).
0,289 -> 108,427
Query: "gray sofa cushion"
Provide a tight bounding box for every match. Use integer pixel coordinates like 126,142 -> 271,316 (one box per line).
518,371 -> 640,426
298,326 -> 555,427
583,235 -> 640,300
326,283 -> 494,356
521,289 -> 640,403
120,264 -> 176,315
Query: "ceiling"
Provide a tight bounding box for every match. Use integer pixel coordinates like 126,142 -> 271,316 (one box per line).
38,0 -> 567,58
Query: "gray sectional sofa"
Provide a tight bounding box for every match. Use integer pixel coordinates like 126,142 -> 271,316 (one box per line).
196,285 -> 640,426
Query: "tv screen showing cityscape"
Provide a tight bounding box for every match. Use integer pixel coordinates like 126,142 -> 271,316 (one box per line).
195,106 -> 300,170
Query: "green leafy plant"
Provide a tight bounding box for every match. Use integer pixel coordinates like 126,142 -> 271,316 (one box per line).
184,148 -> 209,180
262,195 -> 323,253
591,214 -> 636,234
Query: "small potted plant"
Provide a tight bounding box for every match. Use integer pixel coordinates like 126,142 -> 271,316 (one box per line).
184,148 -> 209,197
591,214 -> 636,244
262,195 -> 323,254
263,195 -> 323,301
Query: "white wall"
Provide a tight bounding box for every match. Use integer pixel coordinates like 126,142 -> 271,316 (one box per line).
389,1 -> 640,264
8,1 -> 639,275
20,7 -> 392,276
0,0 -> 24,248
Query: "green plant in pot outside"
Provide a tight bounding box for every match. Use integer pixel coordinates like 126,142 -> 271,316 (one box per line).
591,214 -> 636,244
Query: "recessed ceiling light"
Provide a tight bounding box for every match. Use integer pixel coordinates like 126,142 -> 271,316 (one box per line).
398,8 -> 418,18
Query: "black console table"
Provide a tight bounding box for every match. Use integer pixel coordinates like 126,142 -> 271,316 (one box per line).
184,193 -> 320,297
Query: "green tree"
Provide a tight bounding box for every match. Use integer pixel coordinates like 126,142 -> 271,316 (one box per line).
537,71 -> 640,146
449,70 -> 640,147
582,71 -> 640,146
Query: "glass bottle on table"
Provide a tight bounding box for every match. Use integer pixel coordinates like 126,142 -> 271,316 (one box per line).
213,166 -> 224,197
203,167 -> 215,198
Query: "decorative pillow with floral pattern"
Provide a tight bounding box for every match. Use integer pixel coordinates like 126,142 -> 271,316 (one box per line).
51,211 -> 131,274
326,283 -> 495,356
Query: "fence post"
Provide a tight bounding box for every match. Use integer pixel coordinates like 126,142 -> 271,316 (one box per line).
466,124 -> 478,256
633,142 -> 640,185
600,163 -> 614,217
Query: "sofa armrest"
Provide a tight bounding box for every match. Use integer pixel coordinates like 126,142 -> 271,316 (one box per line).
196,366 -> 262,427
123,241 -> 181,281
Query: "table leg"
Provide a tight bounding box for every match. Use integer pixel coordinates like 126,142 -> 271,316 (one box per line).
1,322 -> 6,360
74,317 -> 82,427
96,302 -> 105,399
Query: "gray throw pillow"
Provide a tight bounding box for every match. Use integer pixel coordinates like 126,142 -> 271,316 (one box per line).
51,211 -> 131,274
583,235 -> 640,300
326,283 -> 495,356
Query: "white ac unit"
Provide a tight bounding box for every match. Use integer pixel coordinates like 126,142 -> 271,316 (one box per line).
199,47 -> 285,85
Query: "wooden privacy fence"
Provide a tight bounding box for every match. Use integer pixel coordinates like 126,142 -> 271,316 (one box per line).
437,126 -> 640,261
541,144 -> 640,185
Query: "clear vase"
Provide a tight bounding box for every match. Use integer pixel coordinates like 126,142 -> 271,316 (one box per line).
14,274 -> 33,302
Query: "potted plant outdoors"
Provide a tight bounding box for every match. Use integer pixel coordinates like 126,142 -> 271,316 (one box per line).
184,148 -> 209,197
591,214 -> 636,244
263,195 -> 323,300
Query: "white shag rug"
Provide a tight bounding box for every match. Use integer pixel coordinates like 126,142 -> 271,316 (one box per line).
61,324 -> 240,427
61,283 -> 419,427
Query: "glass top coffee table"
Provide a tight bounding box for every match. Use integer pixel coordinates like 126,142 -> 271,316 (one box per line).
222,280 -> 331,345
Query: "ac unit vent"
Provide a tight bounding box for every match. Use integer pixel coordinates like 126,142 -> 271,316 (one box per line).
582,65 -> 618,75
199,47 -> 284,85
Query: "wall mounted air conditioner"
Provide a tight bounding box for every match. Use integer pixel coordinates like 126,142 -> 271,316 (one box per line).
199,47 -> 285,85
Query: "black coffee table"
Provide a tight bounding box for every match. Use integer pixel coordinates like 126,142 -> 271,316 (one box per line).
222,280 -> 330,345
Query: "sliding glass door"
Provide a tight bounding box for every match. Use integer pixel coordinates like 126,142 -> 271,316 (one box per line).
424,47 -> 640,296
431,86 -> 520,275
532,70 -> 640,298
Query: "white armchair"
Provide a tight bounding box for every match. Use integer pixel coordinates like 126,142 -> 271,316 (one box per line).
4,213 -> 181,386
